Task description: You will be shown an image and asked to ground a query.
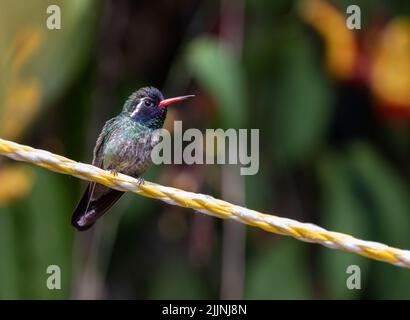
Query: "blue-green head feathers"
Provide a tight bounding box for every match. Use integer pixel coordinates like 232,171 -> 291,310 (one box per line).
122,87 -> 167,130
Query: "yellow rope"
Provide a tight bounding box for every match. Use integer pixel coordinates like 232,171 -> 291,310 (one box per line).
0,137 -> 409,268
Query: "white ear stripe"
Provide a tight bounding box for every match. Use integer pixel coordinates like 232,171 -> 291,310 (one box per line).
130,98 -> 146,118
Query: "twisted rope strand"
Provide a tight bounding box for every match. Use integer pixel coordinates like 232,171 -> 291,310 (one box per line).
1,138 -> 410,268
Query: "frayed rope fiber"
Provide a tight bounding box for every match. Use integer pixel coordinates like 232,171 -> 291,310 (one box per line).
0,138 -> 410,268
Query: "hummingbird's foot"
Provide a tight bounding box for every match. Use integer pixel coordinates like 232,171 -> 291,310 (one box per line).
136,177 -> 145,186
110,169 -> 119,177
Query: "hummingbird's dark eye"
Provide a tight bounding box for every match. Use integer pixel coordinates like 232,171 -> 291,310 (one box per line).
144,99 -> 153,107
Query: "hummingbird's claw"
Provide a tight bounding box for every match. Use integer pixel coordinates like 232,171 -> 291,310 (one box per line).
136,177 -> 145,186
110,169 -> 119,177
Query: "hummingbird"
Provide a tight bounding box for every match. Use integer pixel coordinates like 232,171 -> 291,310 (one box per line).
71,86 -> 194,231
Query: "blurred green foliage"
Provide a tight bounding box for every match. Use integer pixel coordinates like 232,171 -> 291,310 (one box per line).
0,0 -> 409,300
0,0 -> 95,298
187,36 -> 246,128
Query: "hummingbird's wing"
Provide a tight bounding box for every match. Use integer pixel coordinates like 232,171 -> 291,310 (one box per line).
71,118 -> 124,231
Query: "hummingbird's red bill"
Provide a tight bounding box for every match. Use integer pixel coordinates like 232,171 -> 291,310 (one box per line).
159,95 -> 195,107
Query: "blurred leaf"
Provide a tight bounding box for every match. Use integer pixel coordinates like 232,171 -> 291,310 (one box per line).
348,142 -> 410,246
0,208 -> 19,299
317,151 -> 371,299
149,261 -> 206,299
318,143 -> 410,299
19,168 -> 73,299
348,142 -> 410,298
272,27 -> 333,163
245,240 -> 311,299
186,36 -> 246,128
245,160 -> 272,210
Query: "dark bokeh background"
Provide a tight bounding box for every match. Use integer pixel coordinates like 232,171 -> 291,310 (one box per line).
0,0 -> 409,299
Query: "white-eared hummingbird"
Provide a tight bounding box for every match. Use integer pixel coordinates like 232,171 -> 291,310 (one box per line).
72,87 -> 194,231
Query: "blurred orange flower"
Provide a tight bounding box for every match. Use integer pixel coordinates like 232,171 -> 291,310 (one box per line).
298,0 -> 356,80
299,0 -> 410,119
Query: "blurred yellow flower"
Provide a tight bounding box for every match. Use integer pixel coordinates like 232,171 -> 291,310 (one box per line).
7,28 -> 42,74
1,79 -> 41,140
1,28 -> 43,140
371,17 -> 410,112
0,165 -> 33,206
